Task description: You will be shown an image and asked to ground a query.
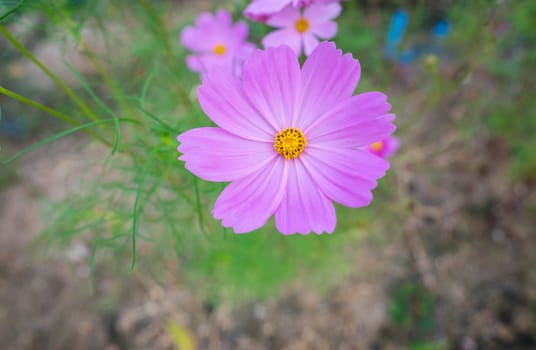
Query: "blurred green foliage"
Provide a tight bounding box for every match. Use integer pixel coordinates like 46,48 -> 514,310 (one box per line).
484,1 -> 536,181
409,340 -> 448,350
389,280 -> 436,334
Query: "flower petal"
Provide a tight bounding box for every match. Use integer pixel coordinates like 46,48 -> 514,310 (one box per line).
302,147 -> 389,207
297,42 -> 361,130
309,21 -> 338,38
230,21 -> 249,44
177,127 -> 274,182
262,28 -> 302,56
274,160 -> 336,234
182,12 -> 227,52
214,9 -> 232,27
181,27 -> 215,52
242,45 -> 302,128
236,42 -> 257,61
306,92 -> 395,148
185,54 -> 203,72
198,68 -> 276,140
302,33 -> 319,56
313,114 -> 395,148
384,136 -> 400,158
245,0 -> 291,18
304,3 -> 342,22
266,5 -> 300,27
185,54 -> 233,75
213,157 -> 288,233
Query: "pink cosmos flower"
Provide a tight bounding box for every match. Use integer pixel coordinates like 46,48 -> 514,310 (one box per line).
262,3 -> 341,56
245,0 -> 342,21
180,10 -> 256,77
177,42 -> 395,235
367,136 -> 400,158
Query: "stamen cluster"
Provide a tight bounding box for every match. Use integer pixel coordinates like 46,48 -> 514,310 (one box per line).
274,128 -> 307,160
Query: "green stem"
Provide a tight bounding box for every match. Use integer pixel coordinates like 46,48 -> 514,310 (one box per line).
0,85 -> 112,147
79,39 -> 134,116
0,24 -> 100,123
138,1 -> 193,110
139,0 -> 173,63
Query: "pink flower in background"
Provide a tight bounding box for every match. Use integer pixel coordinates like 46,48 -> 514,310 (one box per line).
177,42 -> 395,235
367,136 -> 400,158
262,3 -> 341,56
245,0 -> 342,21
180,10 -> 256,77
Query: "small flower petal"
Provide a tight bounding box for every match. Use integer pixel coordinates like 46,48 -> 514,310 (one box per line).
312,114 -> 395,148
262,28 -> 302,55
274,160 -> 336,234
303,147 -> 389,207
214,9 -> 232,27
245,0 -> 292,20
304,3 -> 342,22
213,158 -> 288,233
231,21 -> 249,43
309,21 -> 338,38
306,93 -> 394,148
198,68 -> 277,140
181,27 -> 211,52
177,127 -> 274,182
384,136 -> 400,157
266,5 -> 301,27
302,33 -> 320,56
242,45 -> 302,128
298,42 -> 361,130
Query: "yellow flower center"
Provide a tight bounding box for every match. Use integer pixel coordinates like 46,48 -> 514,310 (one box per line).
295,17 -> 309,34
213,43 -> 226,56
370,141 -> 384,152
274,128 -> 307,160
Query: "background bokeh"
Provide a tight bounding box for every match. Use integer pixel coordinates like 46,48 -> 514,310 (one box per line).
1,0 -> 535,349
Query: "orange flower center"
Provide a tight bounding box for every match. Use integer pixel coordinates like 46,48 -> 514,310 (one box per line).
274,128 -> 307,160
213,43 -> 226,56
295,17 -> 309,34
370,141 -> 384,152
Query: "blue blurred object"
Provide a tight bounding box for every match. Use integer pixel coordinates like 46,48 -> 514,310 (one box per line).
384,10 -> 409,59
384,9 -> 450,65
433,19 -> 450,39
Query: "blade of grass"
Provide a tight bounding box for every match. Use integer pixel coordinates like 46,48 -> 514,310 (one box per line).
131,147 -> 159,270
0,84 -> 113,147
0,0 -> 24,22
0,24 -> 101,123
64,61 -> 121,154
141,61 -> 161,108
127,100 -> 176,133
193,176 -> 207,236
139,0 -> 173,63
88,244 -> 96,294
2,118 -> 136,164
